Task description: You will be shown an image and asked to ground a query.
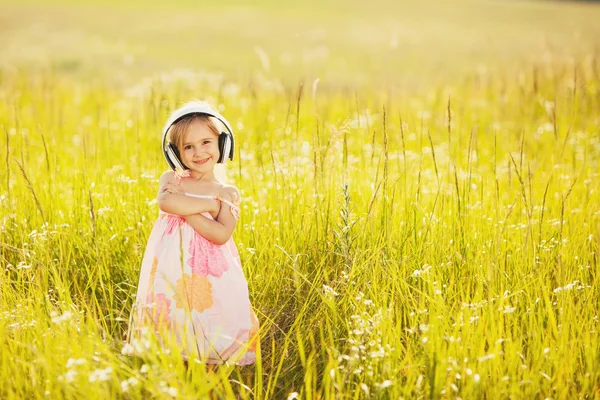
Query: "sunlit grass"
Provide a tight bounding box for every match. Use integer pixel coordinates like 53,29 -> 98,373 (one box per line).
1,1 -> 600,399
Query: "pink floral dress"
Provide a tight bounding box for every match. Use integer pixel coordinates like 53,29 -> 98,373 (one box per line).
127,193 -> 258,365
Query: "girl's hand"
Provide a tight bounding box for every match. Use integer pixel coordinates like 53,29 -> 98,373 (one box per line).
205,197 -> 221,215
216,187 -> 241,220
161,183 -> 184,195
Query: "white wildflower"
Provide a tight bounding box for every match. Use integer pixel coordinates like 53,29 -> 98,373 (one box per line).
360,383 -> 370,395
416,374 -> 423,388
412,264 -> 432,277
66,358 -> 86,368
97,207 -> 112,216
64,369 -> 77,383
16,261 -> 32,269
503,306 -> 516,314
323,285 -> 338,297
478,354 -> 495,362
89,367 -> 112,382
378,380 -> 393,389
51,311 -> 72,324
553,280 -> 580,293
121,343 -> 135,356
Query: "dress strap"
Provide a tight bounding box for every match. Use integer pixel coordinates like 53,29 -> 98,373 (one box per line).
218,198 -> 239,209
183,192 -> 217,199
183,192 -> 241,220
216,196 -> 241,220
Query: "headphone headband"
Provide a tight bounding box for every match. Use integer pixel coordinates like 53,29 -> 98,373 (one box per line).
161,101 -> 235,169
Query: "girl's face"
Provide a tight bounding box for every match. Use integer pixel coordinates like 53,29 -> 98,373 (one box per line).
180,119 -> 220,173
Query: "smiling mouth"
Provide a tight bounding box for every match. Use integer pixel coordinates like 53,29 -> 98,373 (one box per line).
193,158 -> 210,165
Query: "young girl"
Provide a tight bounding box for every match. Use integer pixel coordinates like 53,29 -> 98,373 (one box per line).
126,101 -> 258,366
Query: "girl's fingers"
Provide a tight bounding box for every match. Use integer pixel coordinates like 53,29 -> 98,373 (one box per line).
161,184 -> 183,194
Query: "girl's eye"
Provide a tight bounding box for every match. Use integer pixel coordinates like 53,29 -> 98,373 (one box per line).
203,141 -> 210,145
184,145 -> 193,150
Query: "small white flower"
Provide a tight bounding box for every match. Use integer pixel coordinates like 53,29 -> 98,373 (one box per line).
97,207 -> 113,216
478,354 -> 495,362
66,358 -> 86,368
121,343 -> 135,356
369,349 -> 385,358
131,338 -> 150,353
89,367 -> 112,382
17,261 -> 32,269
378,380 -> 393,389
412,264 -> 432,277
323,285 -> 338,297
553,280 -> 580,293
51,311 -> 72,324
287,392 -> 299,400
64,369 -> 77,383
360,383 -> 370,395
416,375 -> 423,388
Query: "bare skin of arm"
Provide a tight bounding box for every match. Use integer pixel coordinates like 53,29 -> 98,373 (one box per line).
184,186 -> 241,245
157,171 -> 219,216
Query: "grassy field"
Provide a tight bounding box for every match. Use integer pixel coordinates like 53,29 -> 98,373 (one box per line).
1,0 -> 600,398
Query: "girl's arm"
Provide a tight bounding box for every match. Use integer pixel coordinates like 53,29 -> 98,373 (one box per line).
184,186 -> 241,245
157,171 -> 218,216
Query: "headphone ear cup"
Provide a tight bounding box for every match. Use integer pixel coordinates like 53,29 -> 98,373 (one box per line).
218,132 -> 230,164
228,134 -> 234,161
165,144 -> 176,170
168,143 -> 187,170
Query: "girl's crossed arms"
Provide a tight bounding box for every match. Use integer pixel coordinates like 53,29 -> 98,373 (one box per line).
157,170 -> 241,245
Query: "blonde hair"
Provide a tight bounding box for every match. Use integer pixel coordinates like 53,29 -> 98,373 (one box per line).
166,114 -> 223,154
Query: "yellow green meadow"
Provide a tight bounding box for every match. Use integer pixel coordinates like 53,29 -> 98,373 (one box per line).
1,0 -> 599,398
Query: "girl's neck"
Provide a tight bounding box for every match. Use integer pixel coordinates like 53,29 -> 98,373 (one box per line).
188,170 -> 219,183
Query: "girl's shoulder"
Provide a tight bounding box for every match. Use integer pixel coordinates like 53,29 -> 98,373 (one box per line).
217,184 -> 241,205
159,170 -> 176,185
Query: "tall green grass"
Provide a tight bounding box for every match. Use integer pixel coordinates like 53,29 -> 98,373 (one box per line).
1,1 -> 600,399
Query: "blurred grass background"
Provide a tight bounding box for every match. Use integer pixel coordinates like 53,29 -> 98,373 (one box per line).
3,0 -> 600,89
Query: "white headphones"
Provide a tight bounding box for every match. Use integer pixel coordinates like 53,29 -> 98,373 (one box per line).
161,101 -> 235,170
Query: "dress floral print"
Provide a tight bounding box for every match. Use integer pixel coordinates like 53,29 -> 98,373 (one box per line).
127,193 -> 259,365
